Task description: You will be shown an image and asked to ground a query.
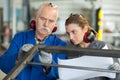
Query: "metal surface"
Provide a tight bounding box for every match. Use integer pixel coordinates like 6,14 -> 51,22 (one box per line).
3,45 -> 120,80
28,62 -> 120,73
3,44 -> 39,80
38,45 -> 120,58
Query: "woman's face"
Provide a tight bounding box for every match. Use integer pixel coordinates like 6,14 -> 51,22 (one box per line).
66,23 -> 87,45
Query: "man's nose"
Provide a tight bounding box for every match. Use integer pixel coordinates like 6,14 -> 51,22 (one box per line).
44,20 -> 49,27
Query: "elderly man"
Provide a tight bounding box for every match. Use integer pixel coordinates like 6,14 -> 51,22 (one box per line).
0,3 -> 67,80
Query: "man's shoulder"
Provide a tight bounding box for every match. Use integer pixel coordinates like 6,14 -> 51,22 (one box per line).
17,30 -> 34,34
48,34 -> 67,46
49,34 -> 61,40
15,30 -> 35,37
11,30 -> 35,43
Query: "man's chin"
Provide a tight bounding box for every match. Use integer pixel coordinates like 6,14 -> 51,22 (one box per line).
41,35 -> 48,39
41,33 -> 51,40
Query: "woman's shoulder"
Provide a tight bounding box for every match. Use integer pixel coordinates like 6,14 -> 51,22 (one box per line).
90,40 -> 108,49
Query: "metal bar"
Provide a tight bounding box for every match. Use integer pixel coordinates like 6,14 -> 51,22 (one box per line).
38,45 -> 120,58
28,62 -> 120,73
3,44 -> 39,80
3,45 -> 120,80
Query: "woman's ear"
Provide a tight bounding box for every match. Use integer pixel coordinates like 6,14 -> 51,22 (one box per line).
83,25 -> 88,33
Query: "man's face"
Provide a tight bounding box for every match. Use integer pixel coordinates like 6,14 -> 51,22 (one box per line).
35,6 -> 58,40
66,23 -> 86,45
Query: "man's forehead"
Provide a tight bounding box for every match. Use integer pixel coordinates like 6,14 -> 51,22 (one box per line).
38,6 -> 58,15
42,3 -> 58,9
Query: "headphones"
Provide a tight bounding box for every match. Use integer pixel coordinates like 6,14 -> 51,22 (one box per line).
29,20 -> 57,32
83,30 -> 96,43
70,29 -> 96,45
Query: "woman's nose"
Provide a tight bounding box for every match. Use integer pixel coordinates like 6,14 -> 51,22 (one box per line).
69,34 -> 74,40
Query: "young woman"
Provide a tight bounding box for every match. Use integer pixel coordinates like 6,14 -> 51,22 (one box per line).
65,13 -> 120,80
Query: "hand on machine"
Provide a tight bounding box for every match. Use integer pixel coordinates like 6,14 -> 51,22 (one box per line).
39,51 -> 52,73
108,63 -> 120,71
17,44 -> 52,68
17,44 -> 34,61
39,51 -> 52,64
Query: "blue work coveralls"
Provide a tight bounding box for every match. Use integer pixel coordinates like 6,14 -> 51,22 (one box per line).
0,30 -> 67,80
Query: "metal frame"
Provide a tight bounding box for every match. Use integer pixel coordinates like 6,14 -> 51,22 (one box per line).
3,44 -> 120,80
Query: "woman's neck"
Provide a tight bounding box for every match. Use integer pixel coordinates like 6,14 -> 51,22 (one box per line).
79,42 -> 90,48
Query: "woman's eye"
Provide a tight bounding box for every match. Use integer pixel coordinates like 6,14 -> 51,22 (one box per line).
72,30 -> 77,34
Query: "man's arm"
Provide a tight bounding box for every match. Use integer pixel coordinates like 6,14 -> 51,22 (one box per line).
0,35 -> 19,73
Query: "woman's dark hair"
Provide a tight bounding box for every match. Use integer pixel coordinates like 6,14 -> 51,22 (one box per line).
65,13 -> 91,29
65,13 -> 97,35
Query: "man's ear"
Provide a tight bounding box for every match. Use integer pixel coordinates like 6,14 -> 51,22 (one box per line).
52,25 -> 57,32
34,12 -> 37,19
30,20 -> 36,30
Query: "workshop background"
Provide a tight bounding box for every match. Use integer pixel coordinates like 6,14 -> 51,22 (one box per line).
0,0 -> 120,79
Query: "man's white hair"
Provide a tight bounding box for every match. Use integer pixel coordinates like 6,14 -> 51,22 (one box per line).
37,3 -> 58,17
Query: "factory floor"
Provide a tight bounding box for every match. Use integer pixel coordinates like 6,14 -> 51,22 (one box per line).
0,70 -> 6,80
0,47 -> 6,80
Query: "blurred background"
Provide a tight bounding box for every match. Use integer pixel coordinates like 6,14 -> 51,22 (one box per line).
0,0 -> 120,79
